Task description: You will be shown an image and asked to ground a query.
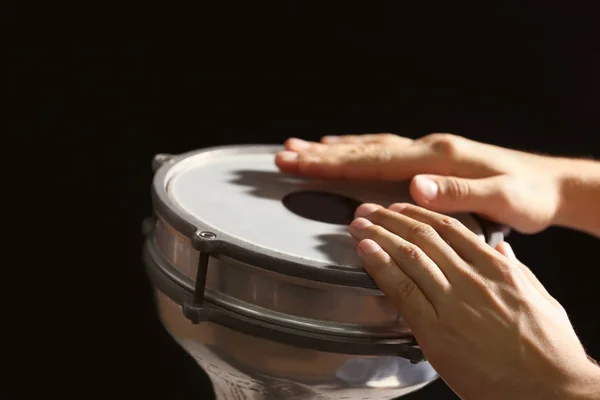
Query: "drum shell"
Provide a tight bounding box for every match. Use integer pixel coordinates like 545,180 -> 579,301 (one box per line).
153,285 -> 438,400
145,217 -> 439,399
152,215 -> 412,338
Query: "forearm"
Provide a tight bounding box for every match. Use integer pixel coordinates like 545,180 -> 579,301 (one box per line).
559,363 -> 600,400
553,157 -> 600,238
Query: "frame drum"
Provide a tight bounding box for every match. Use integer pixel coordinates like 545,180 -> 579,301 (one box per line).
142,144 -> 507,400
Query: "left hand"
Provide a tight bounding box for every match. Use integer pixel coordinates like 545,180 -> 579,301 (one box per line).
348,202 -> 600,400
275,133 -> 567,234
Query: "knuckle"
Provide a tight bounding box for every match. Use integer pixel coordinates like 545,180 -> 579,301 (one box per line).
421,132 -> 453,143
365,208 -> 389,225
408,223 -> 437,242
442,178 -> 471,201
426,133 -> 463,160
392,278 -> 418,302
397,242 -> 426,261
389,202 -> 412,213
439,216 -> 461,230
345,145 -> 362,156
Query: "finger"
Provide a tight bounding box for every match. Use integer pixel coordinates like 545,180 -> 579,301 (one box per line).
355,203 -> 467,283
275,138 -> 325,175
275,139 -> 441,180
495,242 -> 560,307
349,217 -> 451,308
285,137 -> 320,152
354,202 -> 384,219
387,202 -> 497,266
356,238 -> 437,329
320,133 -> 413,145
275,151 -> 298,175
409,174 -> 510,221
275,151 -> 301,174
495,241 -> 516,260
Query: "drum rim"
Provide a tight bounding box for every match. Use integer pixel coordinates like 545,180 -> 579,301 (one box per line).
150,144 -> 507,289
146,225 -> 413,338
142,234 -> 427,362
150,144 -> 385,288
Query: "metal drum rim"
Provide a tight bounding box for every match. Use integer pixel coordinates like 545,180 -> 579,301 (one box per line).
142,234 -> 427,362
145,231 -> 412,338
151,144 -> 382,289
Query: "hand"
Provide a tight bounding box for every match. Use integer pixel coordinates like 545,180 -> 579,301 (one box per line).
348,202 -> 600,400
275,133 -> 569,234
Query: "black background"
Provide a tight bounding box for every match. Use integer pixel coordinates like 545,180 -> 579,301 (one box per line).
12,1 -> 600,399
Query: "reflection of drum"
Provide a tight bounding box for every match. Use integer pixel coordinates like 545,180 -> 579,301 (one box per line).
142,145 -> 507,400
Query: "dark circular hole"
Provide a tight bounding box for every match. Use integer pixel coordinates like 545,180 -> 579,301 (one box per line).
282,191 -> 362,225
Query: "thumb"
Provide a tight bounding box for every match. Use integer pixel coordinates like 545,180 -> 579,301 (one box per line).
409,174 -> 505,216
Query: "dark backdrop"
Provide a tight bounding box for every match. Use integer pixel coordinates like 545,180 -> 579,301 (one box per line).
17,2 -> 599,399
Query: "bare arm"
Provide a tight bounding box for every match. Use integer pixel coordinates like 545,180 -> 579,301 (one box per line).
554,157 -> 600,238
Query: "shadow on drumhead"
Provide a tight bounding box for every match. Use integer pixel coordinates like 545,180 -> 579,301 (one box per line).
229,169 -> 371,268
314,233 -> 362,268
228,169 -> 415,210
228,169 -> 306,201
229,169 -> 364,225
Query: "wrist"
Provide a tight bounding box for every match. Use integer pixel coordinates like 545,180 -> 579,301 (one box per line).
551,157 -> 600,237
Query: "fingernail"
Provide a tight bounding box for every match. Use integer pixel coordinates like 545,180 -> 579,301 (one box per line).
414,176 -> 438,201
288,138 -> 311,150
322,135 -> 340,143
501,242 -> 517,259
355,203 -> 379,218
358,239 -> 381,255
278,151 -> 298,162
351,217 -> 372,230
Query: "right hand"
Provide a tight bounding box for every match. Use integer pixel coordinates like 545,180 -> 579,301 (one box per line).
275,133 -> 570,234
347,202 -> 600,400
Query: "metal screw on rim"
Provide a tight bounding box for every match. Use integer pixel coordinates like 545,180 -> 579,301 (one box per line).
198,231 -> 216,239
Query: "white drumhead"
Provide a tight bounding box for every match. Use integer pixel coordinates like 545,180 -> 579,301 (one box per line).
164,146 -> 483,270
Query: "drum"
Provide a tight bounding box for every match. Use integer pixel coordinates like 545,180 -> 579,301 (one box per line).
141,144 -> 507,400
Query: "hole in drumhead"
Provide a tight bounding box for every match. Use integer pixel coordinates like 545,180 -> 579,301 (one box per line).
282,191 -> 362,225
